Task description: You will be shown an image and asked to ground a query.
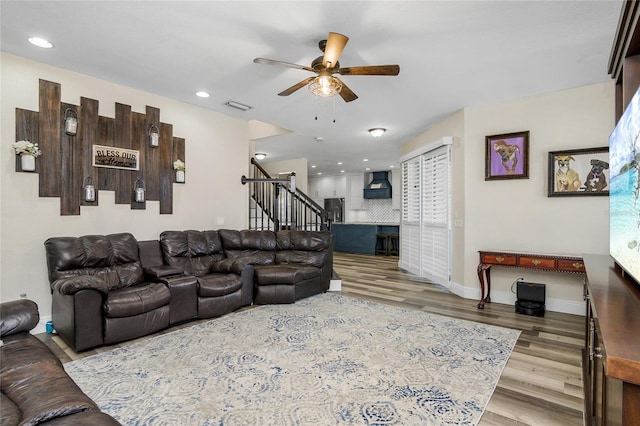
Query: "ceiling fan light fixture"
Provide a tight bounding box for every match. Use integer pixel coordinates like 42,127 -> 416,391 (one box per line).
254,153 -> 267,160
369,128 -> 387,138
308,75 -> 342,97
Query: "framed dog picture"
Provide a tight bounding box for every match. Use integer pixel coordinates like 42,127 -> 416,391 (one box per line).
485,131 -> 530,180
548,147 -> 609,197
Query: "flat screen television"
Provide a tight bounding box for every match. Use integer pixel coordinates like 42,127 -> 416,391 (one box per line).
609,85 -> 640,286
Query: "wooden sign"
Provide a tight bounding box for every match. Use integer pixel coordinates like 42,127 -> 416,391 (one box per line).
92,144 -> 139,170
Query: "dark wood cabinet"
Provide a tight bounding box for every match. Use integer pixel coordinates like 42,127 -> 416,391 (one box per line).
583,254 -> 640,426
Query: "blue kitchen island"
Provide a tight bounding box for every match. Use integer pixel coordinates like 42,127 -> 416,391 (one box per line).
331,223 -> 399,255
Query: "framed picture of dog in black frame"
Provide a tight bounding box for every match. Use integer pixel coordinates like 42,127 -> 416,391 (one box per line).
547,146 -> 609,197
485,131 -> 529,180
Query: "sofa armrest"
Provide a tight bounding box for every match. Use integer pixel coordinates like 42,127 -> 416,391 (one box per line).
144,265 -> 184,279
0,299 -> 39,337
53,276 -> 110,295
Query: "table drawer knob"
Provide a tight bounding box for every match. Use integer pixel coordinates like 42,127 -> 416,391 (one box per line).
495,257 -> 504,262
572,262 -> 584,269
531,259 -> 541,266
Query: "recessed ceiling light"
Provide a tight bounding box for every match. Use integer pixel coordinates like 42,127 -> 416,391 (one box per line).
315,136 -> 324,142
390,165 -> 395,168
340,170 -> 345,173
363,159 -> 369,162
311,165 -> 317,168
365,167 -> 371,171
337,162 -> 342,165
254,153 -> 267,160
196,91 -> 210,98
28,37 -> 53,48
317,172 -> 322,175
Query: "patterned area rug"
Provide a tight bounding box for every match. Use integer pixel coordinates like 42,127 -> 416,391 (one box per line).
65,294 -> 520,425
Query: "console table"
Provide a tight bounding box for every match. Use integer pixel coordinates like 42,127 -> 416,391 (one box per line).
477,250 -> 586,309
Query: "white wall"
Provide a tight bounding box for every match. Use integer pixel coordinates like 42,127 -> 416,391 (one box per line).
401,82 -> 615,314
0,53 -> 250,318
261,158 -> 308,193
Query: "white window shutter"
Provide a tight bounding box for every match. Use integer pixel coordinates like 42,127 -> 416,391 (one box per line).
400,145 -> 451,286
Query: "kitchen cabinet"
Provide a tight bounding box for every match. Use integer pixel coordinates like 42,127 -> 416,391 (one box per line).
332,223 -> 399,254
391,169 -> 400,210
346,173 -> 367,211
309,175 -> 346,202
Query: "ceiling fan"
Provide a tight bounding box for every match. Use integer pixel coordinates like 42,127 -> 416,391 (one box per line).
254,32 -> 400,102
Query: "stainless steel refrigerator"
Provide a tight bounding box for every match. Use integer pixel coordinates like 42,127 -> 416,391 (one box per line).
324,198 -> 344,223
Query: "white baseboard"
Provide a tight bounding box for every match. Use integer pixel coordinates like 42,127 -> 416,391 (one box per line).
448,281 -> 584,316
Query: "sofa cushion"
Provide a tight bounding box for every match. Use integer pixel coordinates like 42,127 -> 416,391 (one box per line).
104,283 -> 171,318
197,274 -> 242,297
276,230 -> 332,251
45,233 -> 144,290
254,264 -> 321,285
1,360 -> 99,426
218,229 -> 276,265
0,334 -> 62,377
160,230 -> 225,276
0,393 -> 20,426
275,231 -> 332,268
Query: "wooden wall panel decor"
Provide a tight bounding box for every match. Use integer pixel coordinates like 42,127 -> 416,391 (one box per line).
79,97 -> 99,206
173,137 -> 186,184
131,112 -> 147,211
115,103 -> 132,204
13,80 -> 185,215
97,116 -> 116,191
144,106 -> 161,202
60,102 -> 81,215
159,123 -> 173,214
15,109 -> 40,173
38,79 -> 62,197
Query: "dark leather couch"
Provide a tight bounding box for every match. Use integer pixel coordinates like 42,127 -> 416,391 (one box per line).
44,233 -> 173,352
44,229 -> 333,352
0,299 -> 121,426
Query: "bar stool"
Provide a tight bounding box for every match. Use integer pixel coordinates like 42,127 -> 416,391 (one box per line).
388,234 -> 399,256
375,234 -> 389,255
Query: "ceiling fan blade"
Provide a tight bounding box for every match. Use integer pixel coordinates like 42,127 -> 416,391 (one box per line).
336,78 -> 358,102
254,58 -> 315,73
339,65 -> 400,76
322,32 -> 349,68
278,76 -> 316,96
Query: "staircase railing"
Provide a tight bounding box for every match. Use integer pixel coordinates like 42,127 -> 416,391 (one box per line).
242,158 -> 332,231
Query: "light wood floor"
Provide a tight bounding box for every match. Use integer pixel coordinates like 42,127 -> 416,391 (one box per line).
38,252 -> 586,426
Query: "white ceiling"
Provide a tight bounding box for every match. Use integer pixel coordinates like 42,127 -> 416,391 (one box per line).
0,1 -> 622,177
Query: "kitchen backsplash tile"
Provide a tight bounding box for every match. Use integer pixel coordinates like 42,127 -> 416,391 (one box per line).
351,199 -> 400,223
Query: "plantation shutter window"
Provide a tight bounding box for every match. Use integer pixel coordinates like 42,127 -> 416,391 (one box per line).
400,138 -> 452,286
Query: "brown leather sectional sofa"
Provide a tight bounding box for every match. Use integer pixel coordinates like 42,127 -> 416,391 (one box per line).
0,299 -> 121,425
44,229 -> 333,352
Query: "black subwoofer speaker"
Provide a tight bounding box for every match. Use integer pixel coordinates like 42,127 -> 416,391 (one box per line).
515,281 -> 545,317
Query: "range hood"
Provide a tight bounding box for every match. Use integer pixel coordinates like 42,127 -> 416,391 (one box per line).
363,171 -> 392,199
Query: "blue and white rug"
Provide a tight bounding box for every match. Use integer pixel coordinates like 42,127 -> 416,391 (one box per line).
65,293 -> 520,425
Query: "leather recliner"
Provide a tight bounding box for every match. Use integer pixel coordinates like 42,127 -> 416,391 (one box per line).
0,299 -> 121,425
158,230 -> 254,319
44,233 -> 172,352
